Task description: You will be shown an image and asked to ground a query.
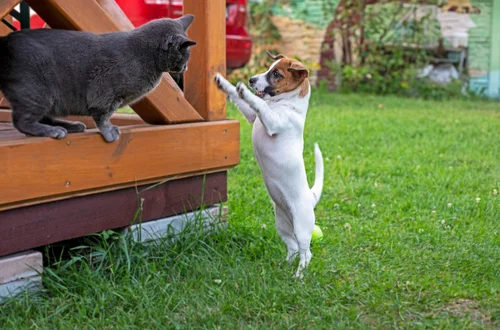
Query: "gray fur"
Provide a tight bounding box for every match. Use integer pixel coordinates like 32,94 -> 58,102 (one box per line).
0,15 -> 196,142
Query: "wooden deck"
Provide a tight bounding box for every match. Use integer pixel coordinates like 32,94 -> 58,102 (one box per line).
0,115 -> 238,257
0,114 -> 239,211
0,0 -> 236,258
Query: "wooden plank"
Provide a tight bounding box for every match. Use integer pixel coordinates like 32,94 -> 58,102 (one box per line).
184,0 -> 226,121
0,120 -> 239,209
0,123 -> 14,131
0,93 -> 9,109
0,109 -> 143,127
0,172 -> 227,257
25,0 -> 203,125
0,13 -> 12,35
0,0 -> 20,20
0,12 -> 10,108
0,109 -> 11,122
96,0 -> 134,31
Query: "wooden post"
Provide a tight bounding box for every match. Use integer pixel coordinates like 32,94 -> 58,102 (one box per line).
183,0 -> 226,121
0,14 -> 13,35
96,0 -> 134,31
0,0 -> 20,20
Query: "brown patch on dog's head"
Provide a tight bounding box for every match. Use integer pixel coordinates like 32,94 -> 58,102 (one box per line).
265,55 -> 309,98
266,51 -> 285,61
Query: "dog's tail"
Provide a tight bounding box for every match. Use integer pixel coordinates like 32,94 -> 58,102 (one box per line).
311,142 -> 324,207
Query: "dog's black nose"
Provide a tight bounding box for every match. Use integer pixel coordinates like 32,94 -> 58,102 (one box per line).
249,77 -> 257,85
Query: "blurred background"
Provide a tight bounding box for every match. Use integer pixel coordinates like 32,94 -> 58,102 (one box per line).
4,0 -> 498,101
236,0 -> 498,101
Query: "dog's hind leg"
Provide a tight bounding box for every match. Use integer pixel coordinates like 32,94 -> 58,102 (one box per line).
291,205 -> 315,278
274,204 -> 299,263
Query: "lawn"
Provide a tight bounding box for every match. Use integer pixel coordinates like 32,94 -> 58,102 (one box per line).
1,92 -> 499,329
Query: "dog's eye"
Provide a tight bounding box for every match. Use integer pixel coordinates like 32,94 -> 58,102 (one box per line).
273,70 -> 279,77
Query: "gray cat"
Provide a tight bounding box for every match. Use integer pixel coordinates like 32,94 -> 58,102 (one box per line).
0,15 -> 196,142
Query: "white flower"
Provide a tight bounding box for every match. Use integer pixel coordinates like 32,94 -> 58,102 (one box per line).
441,219 -> 446,225
374,182 -> 378,187
336,155 -> 342,160
431,210 -> 436,214
371,203 -> 376,208
493,189 -> 498,196
475,197 -> 481,203
261,224 -> 267,229
214,279 -> 222,284
344,223 -> 351,230
418,228 -> 424,233
447,203 -> 452,208
357,203 -> 361,208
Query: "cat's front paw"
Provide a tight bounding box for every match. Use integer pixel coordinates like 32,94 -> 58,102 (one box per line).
100,125 -> 120,143
48,126 -> 68,139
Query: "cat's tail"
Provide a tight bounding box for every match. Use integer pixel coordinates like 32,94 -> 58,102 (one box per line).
310,143 -> 324,208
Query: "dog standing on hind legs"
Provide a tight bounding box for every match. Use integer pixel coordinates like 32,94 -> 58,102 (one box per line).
214,51 -> 324,277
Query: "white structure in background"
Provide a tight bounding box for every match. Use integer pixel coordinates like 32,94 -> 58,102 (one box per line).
418,63 -> 459,85
437,12 -> 476,48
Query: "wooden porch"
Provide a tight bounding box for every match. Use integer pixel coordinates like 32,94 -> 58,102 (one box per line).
0,0 -> 239,257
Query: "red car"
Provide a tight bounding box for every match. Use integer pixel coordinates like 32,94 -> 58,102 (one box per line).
12,0 -> 252,72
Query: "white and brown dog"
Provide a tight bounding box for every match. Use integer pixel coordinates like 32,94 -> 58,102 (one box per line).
214,52 -> 324,277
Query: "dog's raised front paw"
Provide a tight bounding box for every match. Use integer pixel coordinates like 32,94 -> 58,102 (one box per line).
214,73 -> 232,94
214,73 -> 224,89
236,82 -> 247,98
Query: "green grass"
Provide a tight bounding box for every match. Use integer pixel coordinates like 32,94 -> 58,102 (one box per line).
1,92 -> 499,329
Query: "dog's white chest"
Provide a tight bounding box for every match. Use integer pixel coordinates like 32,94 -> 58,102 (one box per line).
251,117 -> 309,203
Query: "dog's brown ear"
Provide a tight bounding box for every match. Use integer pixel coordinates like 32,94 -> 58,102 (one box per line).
266,51 -> 285,60
287,61 -> 309,79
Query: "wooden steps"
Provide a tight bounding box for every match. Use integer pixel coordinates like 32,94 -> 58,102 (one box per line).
0,120 -> 239,210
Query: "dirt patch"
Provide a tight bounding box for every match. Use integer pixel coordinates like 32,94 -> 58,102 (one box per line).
439,299 -> 492,325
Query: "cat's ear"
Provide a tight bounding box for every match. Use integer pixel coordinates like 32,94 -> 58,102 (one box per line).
176,14 -> 195,31
180,39 -> 197,48
163,35 -> 197,50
